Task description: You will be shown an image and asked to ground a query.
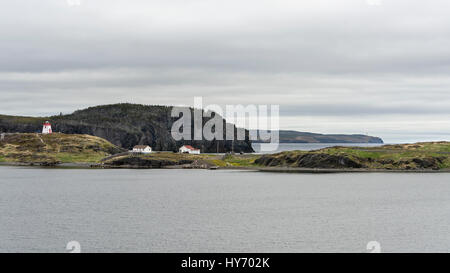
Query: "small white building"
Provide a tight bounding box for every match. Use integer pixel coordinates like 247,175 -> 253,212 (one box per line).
42,121 -> 52,134
179,145 -> 200,154
132,145 -> 152,154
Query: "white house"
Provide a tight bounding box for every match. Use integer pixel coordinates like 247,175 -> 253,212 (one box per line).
132,145 -> 152,154
42,121 -> 52,134
179,145 -> 200,154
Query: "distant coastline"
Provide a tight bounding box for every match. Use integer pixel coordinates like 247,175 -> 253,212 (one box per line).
252,130 -> 383,144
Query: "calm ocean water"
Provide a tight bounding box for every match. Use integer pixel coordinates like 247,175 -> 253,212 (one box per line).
252,143 -> 385,153
1,166 -> 450,253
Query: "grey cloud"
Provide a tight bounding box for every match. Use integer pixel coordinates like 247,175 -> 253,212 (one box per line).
1,0 -> 450,142
280,103 -> 450,117
2,0 -> 450,75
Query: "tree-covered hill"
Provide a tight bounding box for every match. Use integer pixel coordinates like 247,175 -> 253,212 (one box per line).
0,103 -> 254,153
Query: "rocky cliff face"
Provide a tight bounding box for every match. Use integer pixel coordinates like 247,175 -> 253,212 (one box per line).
0,104 -> 254,153
105,156 -> 194,168
255,153 -> 365,168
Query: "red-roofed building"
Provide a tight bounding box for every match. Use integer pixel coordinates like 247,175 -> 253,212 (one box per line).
179,145 -> 200,154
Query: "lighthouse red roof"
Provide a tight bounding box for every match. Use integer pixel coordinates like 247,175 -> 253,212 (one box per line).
182,145 -> 199,150
42,121 -> 53,134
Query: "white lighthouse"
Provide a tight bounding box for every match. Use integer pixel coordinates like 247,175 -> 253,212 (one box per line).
42,121 -> 52,134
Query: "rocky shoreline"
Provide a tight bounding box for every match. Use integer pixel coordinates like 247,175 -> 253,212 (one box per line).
2,161 -> 450,173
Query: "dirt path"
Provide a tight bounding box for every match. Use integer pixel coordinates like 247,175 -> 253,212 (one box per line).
36,133 -> 45,144
100,152 -> 131,162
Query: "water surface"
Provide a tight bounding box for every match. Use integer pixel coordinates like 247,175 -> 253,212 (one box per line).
1,166 -> 449,253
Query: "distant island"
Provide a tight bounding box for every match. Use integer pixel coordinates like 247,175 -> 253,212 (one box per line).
253,130 -> 383,144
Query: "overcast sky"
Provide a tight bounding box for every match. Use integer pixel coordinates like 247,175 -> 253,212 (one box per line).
1,0 -> 450,142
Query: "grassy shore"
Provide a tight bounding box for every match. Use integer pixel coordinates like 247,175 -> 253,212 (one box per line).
1,133 -> 449,171
101,152 -> 260,169
254,142 -> 450,170
99,142 -> 450,171
0,133 -> 124,165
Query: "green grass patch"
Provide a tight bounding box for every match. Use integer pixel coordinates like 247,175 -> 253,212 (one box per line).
55,152 -> 107,163
211,160 -> 227,167
222,154 -> 259,167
